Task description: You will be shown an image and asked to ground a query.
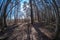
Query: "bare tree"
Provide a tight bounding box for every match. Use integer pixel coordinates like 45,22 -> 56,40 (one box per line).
29,0 -> 33,24
33,0 -> 40,22
2,0 -> 11,29
52,0 -> 60,40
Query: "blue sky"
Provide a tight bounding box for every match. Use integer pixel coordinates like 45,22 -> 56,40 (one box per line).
12,0 -> 29,19
0,0 -> 29,19
0,0 -> 60,19
9,0 -> 29,19
19,0 -> 29,19
21,0 -> 29,8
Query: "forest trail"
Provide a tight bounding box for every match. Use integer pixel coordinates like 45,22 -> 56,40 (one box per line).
2,22 -> 52,40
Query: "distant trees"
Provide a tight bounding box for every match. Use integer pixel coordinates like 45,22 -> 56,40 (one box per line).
0,0 -> 60,39
0,0 -> 21,33
14,0 -> 20,24
32,0 -> 40,22
52,0 -> 60,40
9,2 -> 13,24
0,0 -> 11,32
31,0 -> 60,39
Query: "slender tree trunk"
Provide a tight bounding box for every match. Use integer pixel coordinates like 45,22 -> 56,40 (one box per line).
29,0 -> 33,24
3,0 -> 11,27
3,14 -> 6,27
52,0 -> 60,40
3,5 -> 7,27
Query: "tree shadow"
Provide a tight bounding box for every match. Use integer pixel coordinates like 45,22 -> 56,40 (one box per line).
0,25 -> 19,40
32,22 -> 52,40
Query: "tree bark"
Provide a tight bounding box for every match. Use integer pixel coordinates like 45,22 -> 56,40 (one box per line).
52,0 -> 60,40
3,0 -> 11,27
29,0 -> 33,24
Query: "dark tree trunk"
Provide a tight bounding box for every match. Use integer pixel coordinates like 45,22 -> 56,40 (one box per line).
30,0 -> 33,24
52,0 -> 60,40
3,0 -> 11,26
4,14 -> 7,27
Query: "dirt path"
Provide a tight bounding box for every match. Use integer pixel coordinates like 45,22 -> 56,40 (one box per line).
6,23 -> 52,40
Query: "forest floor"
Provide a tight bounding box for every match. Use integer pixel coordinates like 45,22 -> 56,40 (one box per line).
0,22 -> 53,40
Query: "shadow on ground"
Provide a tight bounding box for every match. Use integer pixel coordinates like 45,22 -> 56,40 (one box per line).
0,24 -> 19,40
33,22 -> 52,40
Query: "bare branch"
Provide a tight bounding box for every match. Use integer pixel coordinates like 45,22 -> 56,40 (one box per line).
6,1 -> 21,17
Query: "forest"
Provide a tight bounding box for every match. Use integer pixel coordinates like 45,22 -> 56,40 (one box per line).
0,0 -> 60,40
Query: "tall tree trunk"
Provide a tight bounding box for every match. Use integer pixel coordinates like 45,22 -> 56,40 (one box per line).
52,0 -> 60,40
29,0 -> 33,24
3,0 -> 11,27
4,13 -> 7,27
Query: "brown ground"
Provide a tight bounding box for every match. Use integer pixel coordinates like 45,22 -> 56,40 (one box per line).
0,22 -> 53,40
